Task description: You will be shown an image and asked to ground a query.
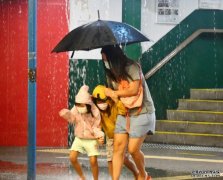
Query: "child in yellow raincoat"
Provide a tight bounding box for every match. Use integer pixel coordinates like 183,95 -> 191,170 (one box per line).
92,85 -> 139,179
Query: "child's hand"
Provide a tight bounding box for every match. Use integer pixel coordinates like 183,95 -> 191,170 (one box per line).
97,137 -> 104,145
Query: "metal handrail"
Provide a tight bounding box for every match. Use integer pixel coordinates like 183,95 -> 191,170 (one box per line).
145,29 -> 223,79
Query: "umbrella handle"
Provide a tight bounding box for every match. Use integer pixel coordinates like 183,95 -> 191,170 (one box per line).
71,51 -> 74,59
97,10 -> 100,20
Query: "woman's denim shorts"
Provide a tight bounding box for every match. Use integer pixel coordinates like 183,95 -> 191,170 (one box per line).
114,112 -> 156,138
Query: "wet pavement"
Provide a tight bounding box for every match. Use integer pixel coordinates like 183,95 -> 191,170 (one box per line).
0,143 -> 223,180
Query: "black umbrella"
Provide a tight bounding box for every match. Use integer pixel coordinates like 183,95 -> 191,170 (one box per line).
51,19 -> 150,53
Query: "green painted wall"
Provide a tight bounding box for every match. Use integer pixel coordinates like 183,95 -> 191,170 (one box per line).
122,0 -> 142,60
141,9 -> 223,119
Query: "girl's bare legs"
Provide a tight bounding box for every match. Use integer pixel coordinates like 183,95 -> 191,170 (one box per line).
123,154 -> 139,180
128,135 -> 147,180
89,156 -> 99,180
108,161 -> 113,178
69,151 -> 85,180
112,133 -> 128,180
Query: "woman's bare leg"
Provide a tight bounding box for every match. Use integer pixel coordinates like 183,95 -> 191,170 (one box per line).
112,133 -> 128,180
89,156 -> 99,180
128,135 -> 147,180
123,153 -> 139,180
69,151 -> 85,180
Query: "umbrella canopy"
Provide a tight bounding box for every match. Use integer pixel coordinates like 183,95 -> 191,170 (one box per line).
51,19 -> 150,53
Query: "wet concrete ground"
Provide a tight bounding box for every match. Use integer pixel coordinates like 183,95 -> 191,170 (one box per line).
0,143 -> 223,180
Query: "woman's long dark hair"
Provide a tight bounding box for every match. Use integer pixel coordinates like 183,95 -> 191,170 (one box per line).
101,45 -> 134,82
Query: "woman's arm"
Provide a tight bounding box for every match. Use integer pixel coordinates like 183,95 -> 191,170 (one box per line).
105,79 -> 140,98
117,80 -> 140,97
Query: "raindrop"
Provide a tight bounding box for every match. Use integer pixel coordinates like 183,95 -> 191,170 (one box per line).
18,6 -> 22,14
143,0 -> 147,8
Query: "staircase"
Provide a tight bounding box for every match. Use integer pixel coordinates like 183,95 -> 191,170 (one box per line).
148,89 -> 223,147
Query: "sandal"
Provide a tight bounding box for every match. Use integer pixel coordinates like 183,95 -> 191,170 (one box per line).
146,172 -> 152,180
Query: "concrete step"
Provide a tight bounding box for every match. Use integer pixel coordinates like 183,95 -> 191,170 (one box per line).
167,109 -> 223,122
156,120 -> 223,134
190,89 -> 223,100
178,99 -> 223,112
147,131 -> 223,147
151,89 -> 223,148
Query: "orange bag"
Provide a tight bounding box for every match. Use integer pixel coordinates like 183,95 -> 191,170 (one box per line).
118,66 -> 143,109
118,64 -> 143,132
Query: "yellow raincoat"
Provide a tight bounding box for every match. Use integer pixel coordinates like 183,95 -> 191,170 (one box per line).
92,85 -> 126,138
99,99 -> 126,138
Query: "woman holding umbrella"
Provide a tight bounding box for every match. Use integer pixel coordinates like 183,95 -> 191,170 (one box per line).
101,45 -> 155,180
